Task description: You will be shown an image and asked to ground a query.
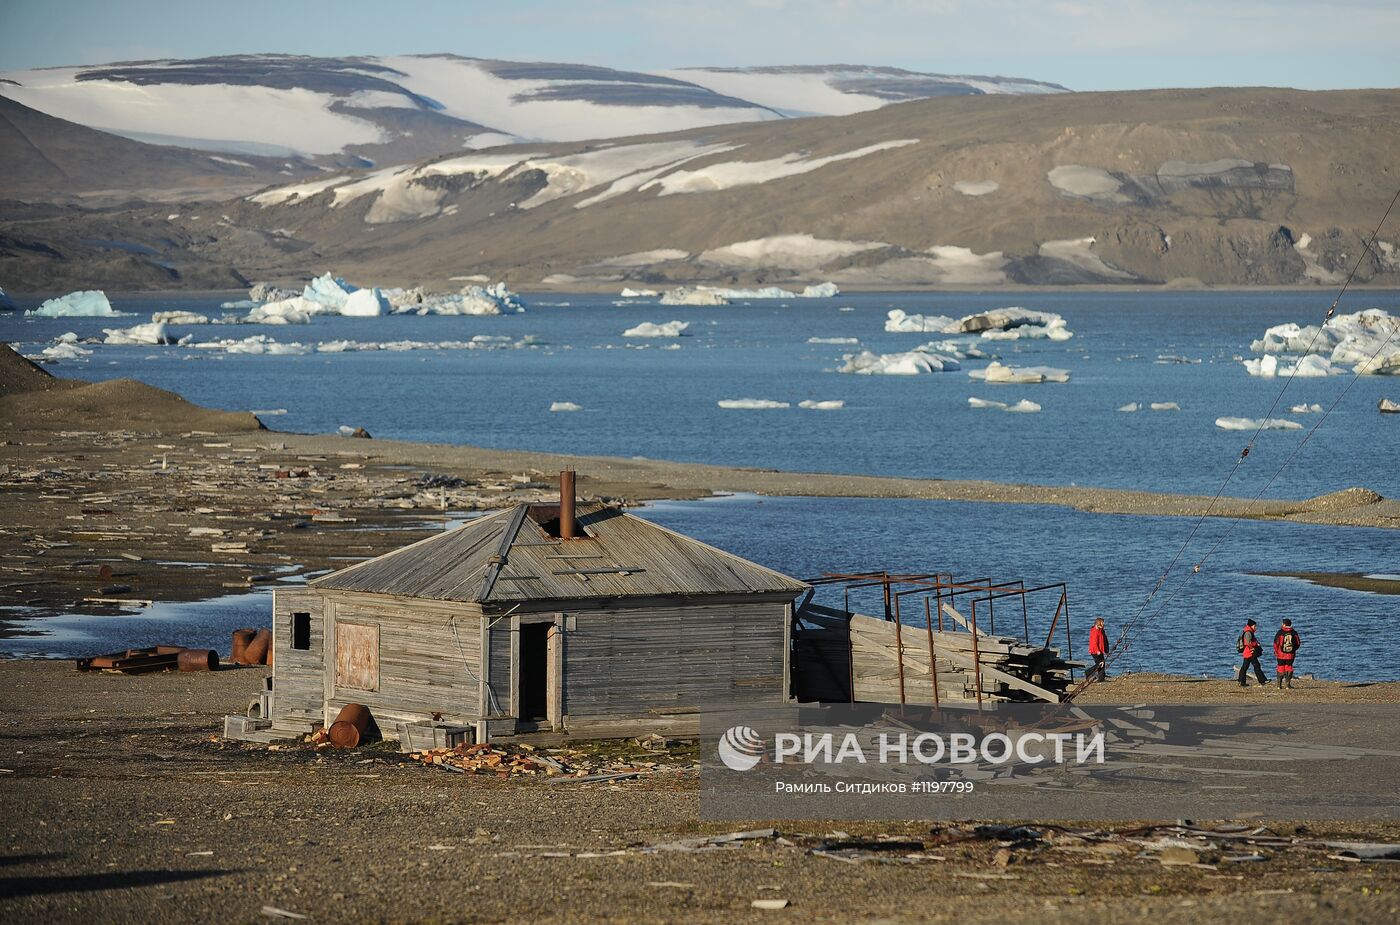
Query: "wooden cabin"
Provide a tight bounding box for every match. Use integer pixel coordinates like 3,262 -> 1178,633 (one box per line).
263,478 -> 808,743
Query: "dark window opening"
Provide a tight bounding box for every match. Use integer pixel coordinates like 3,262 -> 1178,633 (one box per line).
518,623 -> 550,721
291,612 -> 311,650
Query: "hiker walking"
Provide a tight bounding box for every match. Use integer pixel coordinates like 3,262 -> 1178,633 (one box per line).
1273,619 -> 1302,689
1237,618 -> 1269,687
1088,617 -> 1109,681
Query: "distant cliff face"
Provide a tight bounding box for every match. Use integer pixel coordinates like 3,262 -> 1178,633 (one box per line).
3,87 -> 1399,290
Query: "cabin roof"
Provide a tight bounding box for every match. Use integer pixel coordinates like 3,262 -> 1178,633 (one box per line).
310,503 -> 808,604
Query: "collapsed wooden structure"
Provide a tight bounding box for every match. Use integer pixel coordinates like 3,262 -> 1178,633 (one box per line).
792,573 -> 1081,706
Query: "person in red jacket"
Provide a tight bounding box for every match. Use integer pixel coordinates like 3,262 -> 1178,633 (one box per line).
1088,617 -> 1109,681
1273,619 -> 1302,689
1237,618 -> 1268,687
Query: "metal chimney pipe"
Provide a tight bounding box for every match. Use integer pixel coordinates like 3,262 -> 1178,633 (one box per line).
559,470 -> 576,540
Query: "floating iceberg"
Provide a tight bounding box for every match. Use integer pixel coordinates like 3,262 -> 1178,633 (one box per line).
151,310 -> 210,325
958,307 -> 1072,340
718,399 -> 790,409
245,298 -> 316,324
623,320 -> 689,338
798,399 -> 844,410
1250,309 -> 1400,374
190,335 -> 311,355
619,288 -> 659,298
969,396 -> 1038,412
549,401 -> 584,413
28,290 -> 120,317
807,337 -> 859,345
703,286 -> 797,299
1117,402 -> 1140,413
1290,403 -> 1324,413
660,287 -> 729,306
341,287 -> 390,317
801,282 -> 840,299
102,322 -> 176,345
1242,354 -> 1335,377
1381,398 -> 1400,413
1005,399 -> 1042,413
404,283 -> 526,316
1215,416 -> 1303,431
302,272 -> 355,311
839,350 -> 959,375
885,309 -> 956,333
969,362 -> 1070,384
968,397 -> 1008,409
1150,402 -> 1181,411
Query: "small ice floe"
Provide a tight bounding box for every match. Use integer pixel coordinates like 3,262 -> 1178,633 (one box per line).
798,399 -> 844,410
969,396 -> 1039,412
152,310 -> 210,325
1150,402 -> 1181,411
703,286 -> 798,299
620,288 -> 659,298
549,401 -> 584,413
718,399 -> 789,409
838,350 -> 959,375
1290,403 -> 1325,413
32,340 -> 93,361
838,306 -> 856,312
102,322 -> 177,345
27,290 -> 123,317
968,397 -> 1007,409
807,337 -> 859,345
1155,355 -> 1200,364
917,339 -> 987,360
1215,416 -> 1303,431
251,408 -> 288,416
1242,354 -> 1334,377
191,335 -> 310,355
1379,397 -> 1400,413
1005,399 -> 1041,413
660,287 -> 729,306
220,299 -> 259,310
1117,402 -> 1140,412
623,320 -> 689,338
885,309 -> 956,333
969,361 -> 1070,384
244,300 -> 314,324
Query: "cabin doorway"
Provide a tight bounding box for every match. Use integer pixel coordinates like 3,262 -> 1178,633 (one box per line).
517,622 -> 551,726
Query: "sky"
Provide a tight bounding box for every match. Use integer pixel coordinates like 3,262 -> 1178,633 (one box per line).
1,0 -> 1398,91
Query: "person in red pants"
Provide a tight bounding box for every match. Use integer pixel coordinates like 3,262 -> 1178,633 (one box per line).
1273,619 -> 1302,689
1088,617 -> 1109,681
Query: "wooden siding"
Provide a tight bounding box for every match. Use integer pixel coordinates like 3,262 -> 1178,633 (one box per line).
270,588 -> 324,731
321,593 -> 483,733
555,600 -> 790,723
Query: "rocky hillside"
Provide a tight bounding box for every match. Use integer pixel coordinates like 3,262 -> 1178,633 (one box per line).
3,87 -> 1399,290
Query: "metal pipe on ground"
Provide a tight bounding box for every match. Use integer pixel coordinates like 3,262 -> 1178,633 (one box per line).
231,628 -> 256,663
329,703 -> 371,748
177,649 -> 218,672
241,629 -> 272,665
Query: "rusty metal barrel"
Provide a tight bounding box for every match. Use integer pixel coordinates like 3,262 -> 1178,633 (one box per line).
329,703 -> 371,749
242,629 -> 272,665
177,648 -> 218,672
231,628 -> 256,664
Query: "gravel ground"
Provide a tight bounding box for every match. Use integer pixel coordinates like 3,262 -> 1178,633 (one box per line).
2,662 -> 1399,925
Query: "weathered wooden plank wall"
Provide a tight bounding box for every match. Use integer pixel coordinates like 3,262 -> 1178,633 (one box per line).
270,588 -> 324,731
320,592 -> 483,733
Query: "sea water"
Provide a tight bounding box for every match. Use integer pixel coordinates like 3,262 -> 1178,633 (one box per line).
4,289 -> 1398,497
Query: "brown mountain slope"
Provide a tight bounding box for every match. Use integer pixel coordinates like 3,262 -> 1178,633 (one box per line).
3,87 -> 1399,289
226,87 -> 1400,288
0,96 -> 321,204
